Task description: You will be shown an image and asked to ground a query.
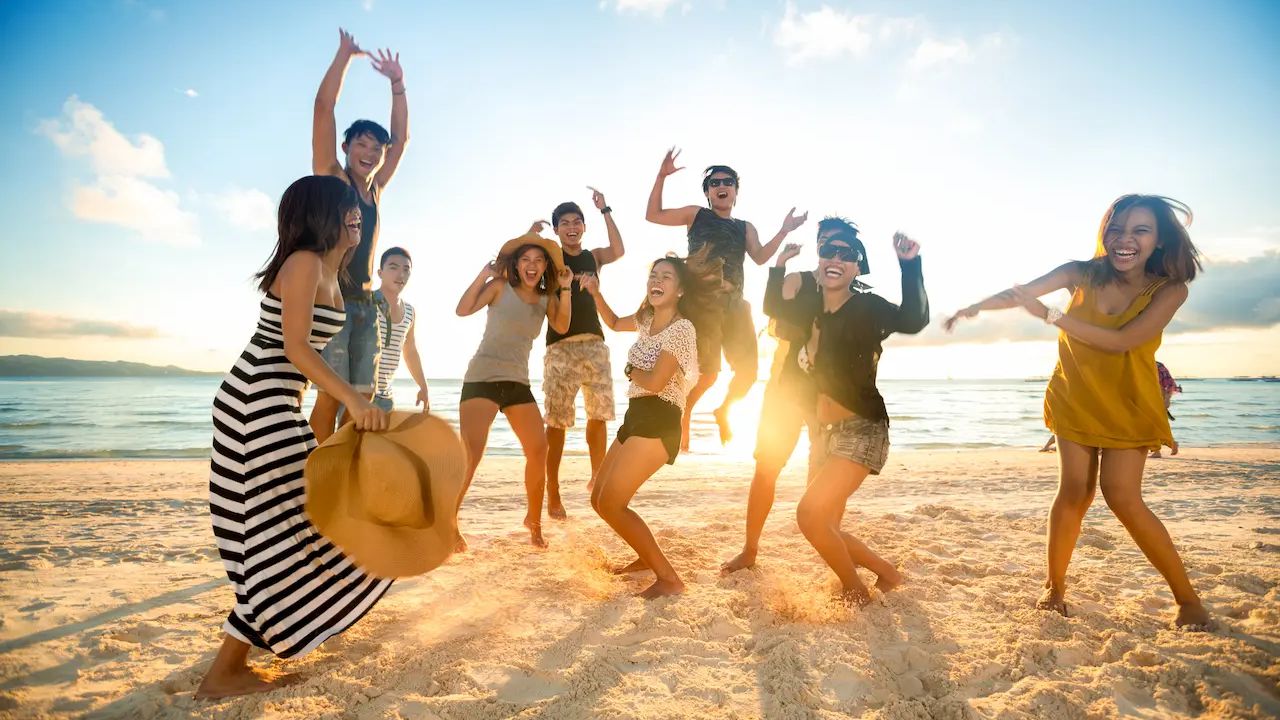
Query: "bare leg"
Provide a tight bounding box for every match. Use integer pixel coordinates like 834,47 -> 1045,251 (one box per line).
586,418 -> 608,487
195,634 -> 278,699
1099,448 -> 1209,629
310,392 -> 341,445
1039,437 -> 1100,615
591,437 -> 682,598
713,363 -> 758,445
795,455 -> 893,606
724,397 -> 806,574
456,398 -> 501,552
505,403 -> 550,548
545,425 -> 568,520
681,372 -> 718,451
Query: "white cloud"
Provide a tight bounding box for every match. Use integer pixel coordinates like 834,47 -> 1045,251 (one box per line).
183,88 -> 198,98
908,37 -> 971,72
0,309 -> 162,339
610,0 -> 680,18
210,187 -> 276,233
38,96 -> 199,246
773,2 -> 879,66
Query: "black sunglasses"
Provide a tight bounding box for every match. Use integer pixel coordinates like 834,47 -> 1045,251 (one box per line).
707,177 -> 737,188
817,244 -> 863,263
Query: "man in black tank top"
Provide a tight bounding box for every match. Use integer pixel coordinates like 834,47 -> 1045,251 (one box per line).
539,191 -> 626,519
308,27 -> 413,443
645,147 -> 807,450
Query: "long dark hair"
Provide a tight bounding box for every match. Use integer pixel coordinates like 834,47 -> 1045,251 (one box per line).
637,245 -> 726,339
254,175 -> 359,293
502,243 -> 554,295
1085,194 -> 1202,286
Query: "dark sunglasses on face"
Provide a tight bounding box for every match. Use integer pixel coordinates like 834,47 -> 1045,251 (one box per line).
707,178 -> 737,188
817,244 -> 863,263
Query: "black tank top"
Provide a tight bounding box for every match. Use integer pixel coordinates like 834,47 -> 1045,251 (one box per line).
546,249 -> 606,345
688,207 -> 748,291
341,170 -> 379,296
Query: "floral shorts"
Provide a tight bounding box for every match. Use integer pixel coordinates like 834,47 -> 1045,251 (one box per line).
812,413 -> 890,475
542,337 -> 616,428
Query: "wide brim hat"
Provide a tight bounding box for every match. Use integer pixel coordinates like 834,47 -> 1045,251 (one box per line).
305,411 -> 465,579
497,231 -> 566,292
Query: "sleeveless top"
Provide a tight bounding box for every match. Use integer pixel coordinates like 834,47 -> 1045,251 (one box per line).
688,208 -> 748,292
626,315 -> 699,408
341,170 -> 379,295
464,285 -> 549,384
1044,278 -> 1173,449
373,292 -> 415,401
546,249 -> 605,345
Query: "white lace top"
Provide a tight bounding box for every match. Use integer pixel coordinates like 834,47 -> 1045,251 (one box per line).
627,315 -> 698,409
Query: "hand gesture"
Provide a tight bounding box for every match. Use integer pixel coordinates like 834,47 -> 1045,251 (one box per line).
1009,285 -> 1049,320
528,219 -> 550,235
338,28 -> 367,58
348,398 -> 389,432
942,306 -> 978,333
779,208 -> 808,235
892,232 -> 920,261
658,147 -> 684,178
555,265 -> 573,290
588,186 -> 607,211
416,386 -> 430,411
580,273 -> 600,296
776,242 -> 802,267
478,260 -> 499,280
370,48 -> 403,84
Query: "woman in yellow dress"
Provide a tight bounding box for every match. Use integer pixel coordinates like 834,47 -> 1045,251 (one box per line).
945,194 -> 1210,629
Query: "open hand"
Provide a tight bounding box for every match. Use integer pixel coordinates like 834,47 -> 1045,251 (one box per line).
942,306 -> 978,332
371,48 -> 403,84
892,232 -> 920,261
338,28 -> 367,58
659,147 -> 684,178
528,219 -> 550,235
580,273 -> 600,296
780,208 -> 808,234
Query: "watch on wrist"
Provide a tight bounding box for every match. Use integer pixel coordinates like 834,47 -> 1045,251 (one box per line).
600,206 -> 612,215
1044,307 -> 1064,325
624,362 -> 634,379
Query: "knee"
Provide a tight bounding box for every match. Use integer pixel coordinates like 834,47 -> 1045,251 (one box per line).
1054,484 -> 1095,513
526,437 -> 549,464
795,496 -> 828,538
1100,482 -> 1144,516
595,492 -> 627,519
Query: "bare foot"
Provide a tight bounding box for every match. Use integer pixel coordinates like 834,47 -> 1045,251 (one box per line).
713,406 -> 733,444
680,425 -> 691,452
195,665 -> 281,700
720,549 -> 757,575
1036,586 -> 1068,617
1175,602 -> 1212,631
638,577 -> 685,599
874,567 -> 904,594
839,583 -> 873,607
454,533 -> 469,553
611,557 -> 649,575
548,503 -> 567,520
525,519 -> 547,549
1149,450 -> 1162,459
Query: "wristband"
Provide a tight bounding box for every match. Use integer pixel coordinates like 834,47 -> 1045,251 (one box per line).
1044,307 -> 1064,325
600,206 -> 612,215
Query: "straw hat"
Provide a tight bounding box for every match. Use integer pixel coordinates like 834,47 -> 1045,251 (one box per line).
497,231 -> 566,292
305,411 -> 465,579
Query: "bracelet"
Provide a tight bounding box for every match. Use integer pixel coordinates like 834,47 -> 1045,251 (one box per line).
557,287 -> 570,294
1044,307 -> 1064,325
624,362 -> 634,379
600,206 -> 612,215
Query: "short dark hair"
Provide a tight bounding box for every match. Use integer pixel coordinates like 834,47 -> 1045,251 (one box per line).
343,119 -> 391,147
817,216 -> 859,240
380,246 -> 412,268
552,202 -> 584,227
702,165 -> 739,192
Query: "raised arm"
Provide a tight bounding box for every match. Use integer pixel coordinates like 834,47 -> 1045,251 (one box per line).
883,234 -> 930,335
456,262 -> 503,317
546,266 -> 574,335
746,208 -> 808,264
944,261 -> 1084,332
313,28 -> 365,178
277,252 -> 386,430
1012,281 -> 1189,354
645,147 -> 700,227
370,48 -> 409,190
581,274 -> 637,332
401,318 -> 429,410
762,243 -> 808,321
588,187 -> 625,266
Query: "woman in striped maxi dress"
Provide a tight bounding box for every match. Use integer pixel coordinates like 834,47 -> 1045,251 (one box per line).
198,175 -> 392,699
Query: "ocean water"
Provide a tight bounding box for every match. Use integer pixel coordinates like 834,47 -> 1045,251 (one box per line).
0,376 -> 1276,461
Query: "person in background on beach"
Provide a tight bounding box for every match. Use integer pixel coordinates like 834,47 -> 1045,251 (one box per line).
582,247 -> 725,598
200,175 -> 391,699
645,148 -> 807,449
371,247 -> 429,413
768,228 -> 928,605
455,233 -> 572,550
944,194 -> 1210,630
1150,361 -> 1182,458
310,27 -> 411,444
540,189 -> 625,519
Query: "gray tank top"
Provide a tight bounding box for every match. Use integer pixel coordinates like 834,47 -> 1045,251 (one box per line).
464,285 -> 549,384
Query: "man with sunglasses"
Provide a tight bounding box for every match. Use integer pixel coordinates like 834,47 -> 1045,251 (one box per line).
645,147 -> 806,449
722,217 -> 856,574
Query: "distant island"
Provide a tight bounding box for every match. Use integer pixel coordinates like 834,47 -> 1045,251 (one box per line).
0,355 -> 218,378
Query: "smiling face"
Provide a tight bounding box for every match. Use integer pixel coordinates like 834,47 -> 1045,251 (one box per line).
703,171 -> 738,212
341,207 -> 363,252
555,212 -> 585,251
1102,205 -> 1159,274
647,259 -> 682,310
516,246 -> 549,289
342,132 -> 387,182
816,238 -> 862,291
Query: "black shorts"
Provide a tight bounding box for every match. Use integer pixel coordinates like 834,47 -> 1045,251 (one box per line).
616,395 -> 683,465
460,381 -> 536,410
697,293 -> 758,376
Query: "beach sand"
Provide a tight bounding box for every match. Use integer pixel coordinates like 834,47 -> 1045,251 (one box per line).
1,447 -> 1277,719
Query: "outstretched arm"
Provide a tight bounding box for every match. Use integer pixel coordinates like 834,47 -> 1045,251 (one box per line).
581,274 -> 637,332
1011,281 -> 1189,354
747,208 -> 808,264
589,187 -> 626,266
646,147 -> 699,227
943,261 -> 1084,332
371,48 -> 409,190
313,28 -> 365,178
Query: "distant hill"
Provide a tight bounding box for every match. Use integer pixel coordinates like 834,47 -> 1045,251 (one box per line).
0,355 -> 219,378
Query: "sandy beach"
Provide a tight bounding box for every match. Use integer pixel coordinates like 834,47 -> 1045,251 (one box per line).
1,447 -> 1277,719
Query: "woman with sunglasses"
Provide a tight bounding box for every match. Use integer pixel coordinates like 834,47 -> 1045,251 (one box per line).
944,194 -> 1210,629
770,227 -> 928,605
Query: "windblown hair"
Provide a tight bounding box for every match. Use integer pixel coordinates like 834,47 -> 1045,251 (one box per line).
254,175 -> 358,293
501,243 -> 554,294
343,119 -> 391,147
1085,194 -> 1202,286
817,215 -> 859,241
637,245 -> 726,341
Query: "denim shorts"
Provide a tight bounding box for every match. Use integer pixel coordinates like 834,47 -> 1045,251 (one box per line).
813,413 -> 890,475
372,395 -> 394,412
321,296 -> 381,393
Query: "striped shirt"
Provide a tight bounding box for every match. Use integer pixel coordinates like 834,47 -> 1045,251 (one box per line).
374,292 -> 415,401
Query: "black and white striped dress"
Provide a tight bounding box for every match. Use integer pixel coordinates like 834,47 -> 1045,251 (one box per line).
208,293 -> 392,658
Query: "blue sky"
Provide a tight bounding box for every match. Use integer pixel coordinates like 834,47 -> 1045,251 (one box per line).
1,0 -> 1278,378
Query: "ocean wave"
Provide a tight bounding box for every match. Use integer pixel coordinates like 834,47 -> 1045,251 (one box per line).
0,447 -> 212,460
